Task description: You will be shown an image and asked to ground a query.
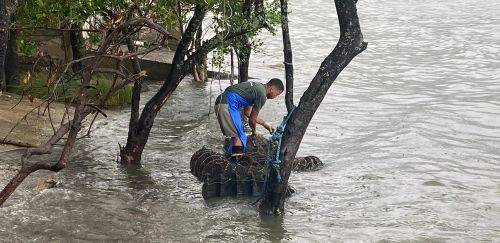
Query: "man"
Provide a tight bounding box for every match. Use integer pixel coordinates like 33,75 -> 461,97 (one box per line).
214,78 -> 284,157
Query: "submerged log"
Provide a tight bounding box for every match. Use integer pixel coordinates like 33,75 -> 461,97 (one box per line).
190,135 -> 322,199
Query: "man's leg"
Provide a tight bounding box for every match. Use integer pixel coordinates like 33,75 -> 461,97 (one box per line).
215,103 -> 243,156
233,137 -> 243,146
230,137 -> 244,157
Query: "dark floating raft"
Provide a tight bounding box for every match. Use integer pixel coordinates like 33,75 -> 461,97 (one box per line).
190,135 -> 323,199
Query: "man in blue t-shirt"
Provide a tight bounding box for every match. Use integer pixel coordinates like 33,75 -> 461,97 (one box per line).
214,78 -> 284,157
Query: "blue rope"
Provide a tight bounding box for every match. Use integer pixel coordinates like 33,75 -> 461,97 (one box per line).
262,106 -> 295,191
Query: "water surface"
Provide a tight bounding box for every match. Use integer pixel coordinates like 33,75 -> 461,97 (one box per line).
1,0 -> 500,241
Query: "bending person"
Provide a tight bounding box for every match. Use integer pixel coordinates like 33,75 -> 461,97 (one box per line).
214,78 -> 284,158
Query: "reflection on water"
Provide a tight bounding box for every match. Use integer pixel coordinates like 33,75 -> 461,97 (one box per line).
1,0 -> 500,241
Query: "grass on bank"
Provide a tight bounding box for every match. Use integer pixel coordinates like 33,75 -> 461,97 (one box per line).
9,71 -> 133,108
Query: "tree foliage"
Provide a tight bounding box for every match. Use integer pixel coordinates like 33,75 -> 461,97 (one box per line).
13,0 -> 280,59
188,0 -> 281,68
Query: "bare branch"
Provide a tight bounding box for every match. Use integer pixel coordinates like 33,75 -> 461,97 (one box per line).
93,68 -> 126,78
122,44 -> 163,59
0,139 -> 34,148
46,100 -> 57,134
84,104 -> 108,118
2,100 -> 47,143
8,25 -> 99,32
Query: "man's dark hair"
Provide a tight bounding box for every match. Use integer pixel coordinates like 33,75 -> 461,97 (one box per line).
268,78 -> 284,91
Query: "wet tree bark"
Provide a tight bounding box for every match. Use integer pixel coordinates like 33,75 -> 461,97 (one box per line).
125,38 -> 143,138
260,0 -> 368,215
280,0 -> 294,112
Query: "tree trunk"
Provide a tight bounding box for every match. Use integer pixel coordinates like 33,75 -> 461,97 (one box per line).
237,0 -> 253,83
192,24 -> 207,82
230,48 -> 235,85
70,22 -> 85,72
4,3 -> 19,89
260,0 -> 368,215
0,0 -> 11,91
5,14 -> 19,89
119,38 -> 144,165
280,0 -> 294,112
60,22 -> 73,65
237,36 -> 250,83
177,1 -> 184,35
120,4 -> 207,166
127,38 -> 142,126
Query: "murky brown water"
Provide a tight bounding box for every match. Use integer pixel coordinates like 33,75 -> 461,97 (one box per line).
1,0 -> 500,241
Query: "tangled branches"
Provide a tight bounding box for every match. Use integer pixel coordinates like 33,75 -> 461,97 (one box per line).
0,4 -> 172,206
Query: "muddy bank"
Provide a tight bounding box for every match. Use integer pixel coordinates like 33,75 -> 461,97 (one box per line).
0,93 -> 117,152
0,93 -> 71,152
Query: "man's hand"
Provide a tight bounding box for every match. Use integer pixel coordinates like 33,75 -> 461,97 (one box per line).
262,122 -> 276,134
251,131 -> 259,144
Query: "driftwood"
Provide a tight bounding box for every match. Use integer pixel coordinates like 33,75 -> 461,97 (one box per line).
190,135 -> 322,199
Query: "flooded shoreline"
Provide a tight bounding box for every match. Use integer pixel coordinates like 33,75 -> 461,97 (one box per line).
1,0 -> 500,241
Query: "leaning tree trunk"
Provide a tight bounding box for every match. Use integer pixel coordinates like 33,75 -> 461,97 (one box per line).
259,0 -> 368,215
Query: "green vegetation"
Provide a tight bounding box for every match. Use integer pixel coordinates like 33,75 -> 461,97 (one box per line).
88,77 -> 133,107
14,0 -> 281,65
9,71 -> 132,107
9,0 -> 283,105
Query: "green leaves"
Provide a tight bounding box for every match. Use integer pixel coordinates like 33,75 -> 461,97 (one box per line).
17,39 -> 38,56
207,0 -> 281,68
13,0 -> 280,63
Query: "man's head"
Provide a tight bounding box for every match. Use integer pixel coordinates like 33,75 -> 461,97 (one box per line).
265,78 -> 284,99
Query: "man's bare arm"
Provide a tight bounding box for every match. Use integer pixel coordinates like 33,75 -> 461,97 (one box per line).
244,106 -> 266,125
249,109 -> 259,135
245,106 -> 276,134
